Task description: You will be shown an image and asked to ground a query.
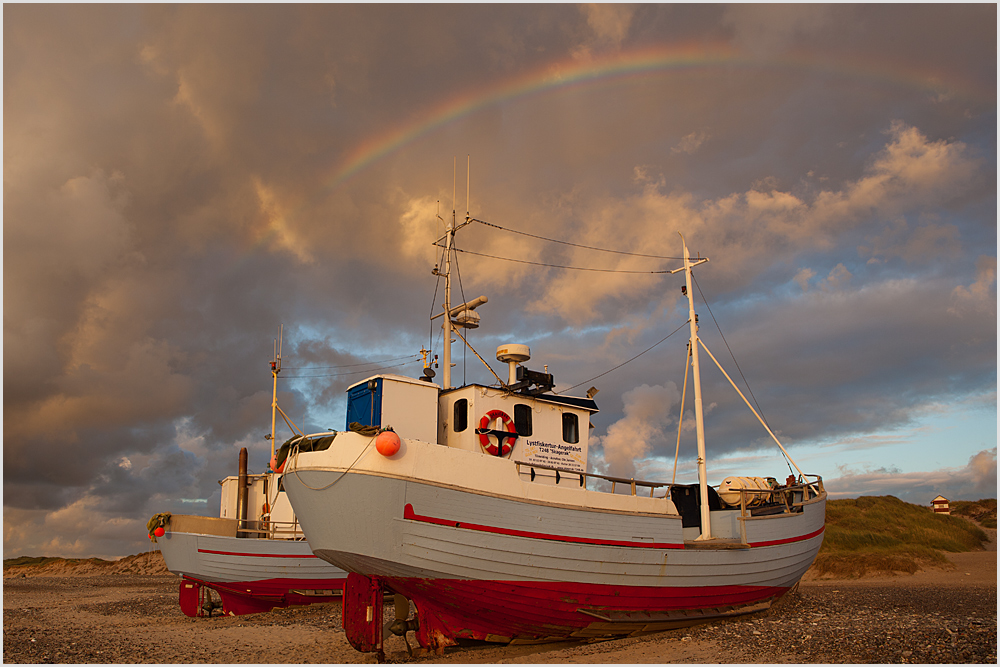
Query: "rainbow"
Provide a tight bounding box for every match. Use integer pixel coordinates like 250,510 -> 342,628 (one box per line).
319,41 -> 989,194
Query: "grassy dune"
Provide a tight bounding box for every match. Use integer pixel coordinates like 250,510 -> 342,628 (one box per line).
3,556 -> 113,567
811,495 -> 991,578
4,552 -> 169,576
950,498 -> 997,529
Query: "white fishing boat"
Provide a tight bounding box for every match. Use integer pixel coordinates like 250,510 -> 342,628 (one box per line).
152,338 -> 348,617
282,212 -> 826,654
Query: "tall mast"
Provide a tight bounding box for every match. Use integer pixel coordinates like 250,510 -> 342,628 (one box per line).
437,157 -> 476,390
677,234 -> 712,540
441,160 -> 457,389
442,212 -> 455,389
269,324 -> 283,460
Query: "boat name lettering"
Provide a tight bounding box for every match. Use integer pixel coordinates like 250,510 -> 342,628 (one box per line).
526,440 -> 582,453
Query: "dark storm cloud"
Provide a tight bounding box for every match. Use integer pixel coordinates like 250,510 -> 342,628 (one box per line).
3,4 -> 995,557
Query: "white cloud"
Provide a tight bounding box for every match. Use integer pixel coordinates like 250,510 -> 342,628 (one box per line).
252,176 -> 314,264
950,256 -> 997,316
522,123 -> 979,323
399,194 -> 445,266
600,383 -> 678,478
4,497 -> 149,560
672,131 -> 709,155
793,268 -> 816,291
580,3 -> 635,48
826,448 -> 997,502
967,448 -> 998,494
821,263 -> 852,291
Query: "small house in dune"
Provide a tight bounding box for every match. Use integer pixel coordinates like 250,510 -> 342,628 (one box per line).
931,495 -> 950,515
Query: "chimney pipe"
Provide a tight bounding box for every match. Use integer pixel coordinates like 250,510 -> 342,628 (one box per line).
237,447 -> 248,538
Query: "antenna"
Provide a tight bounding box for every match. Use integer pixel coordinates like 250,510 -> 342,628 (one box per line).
466,154 -> 470,218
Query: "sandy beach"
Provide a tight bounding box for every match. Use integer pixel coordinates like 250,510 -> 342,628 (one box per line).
4,532 -> 995,664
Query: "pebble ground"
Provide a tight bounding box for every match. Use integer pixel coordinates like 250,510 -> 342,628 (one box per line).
3,576 -> 996,663
685,583 -> 997,664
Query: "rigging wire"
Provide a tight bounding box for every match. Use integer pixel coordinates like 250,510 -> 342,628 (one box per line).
439,246 -> 673,274
283,354 -> 419,370
283,358 -> 421,379
556,321 -> 689,395
472,218 -> 683,260
692,274 -> 794,475
428,243 -> 446,364
453,240 -> 469,386
691,275 -> 767,422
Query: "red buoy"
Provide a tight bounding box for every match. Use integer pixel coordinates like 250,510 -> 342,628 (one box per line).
154,526 -> 166,538
375,430 -> 401,457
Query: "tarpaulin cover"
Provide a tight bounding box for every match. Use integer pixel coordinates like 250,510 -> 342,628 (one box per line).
273,434 -> 338,470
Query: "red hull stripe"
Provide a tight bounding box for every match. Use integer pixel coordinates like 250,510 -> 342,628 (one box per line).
197,548 -> 319,559
185,575 -> 347,591
747,524 -> 824,547
405,504 -> 825,549
404,503 -> 685,549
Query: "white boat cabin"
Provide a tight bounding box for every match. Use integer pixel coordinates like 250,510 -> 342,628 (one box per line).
344,366 -> 598,488
219,472 -> 300,538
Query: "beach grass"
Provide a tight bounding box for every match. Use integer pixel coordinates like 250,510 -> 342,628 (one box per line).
3,555 -> 113,570
950,498 -> 997,529
811,495 -> 990,577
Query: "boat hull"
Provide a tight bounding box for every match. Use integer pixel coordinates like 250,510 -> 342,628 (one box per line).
283,436 -> 825,647
158,528 -> 347,616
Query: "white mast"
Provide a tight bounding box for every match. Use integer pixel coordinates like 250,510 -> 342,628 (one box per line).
431,158 -> 487,390
442,213 -> 455,389
441,159 -> 457,389
269,325 -> 283,460
673,234 -> 712,540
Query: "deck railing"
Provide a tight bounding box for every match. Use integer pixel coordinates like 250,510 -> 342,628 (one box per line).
515,461 -> 669,497
516,461 -> 824,507
236,519 -> 307,540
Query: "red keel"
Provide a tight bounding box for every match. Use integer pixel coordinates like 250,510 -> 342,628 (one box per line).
387,577 -> 790,648
342,573 -> 384,653
177,575 -> 345,617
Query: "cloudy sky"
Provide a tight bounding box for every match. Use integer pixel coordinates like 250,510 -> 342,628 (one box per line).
4,4 -> 996,559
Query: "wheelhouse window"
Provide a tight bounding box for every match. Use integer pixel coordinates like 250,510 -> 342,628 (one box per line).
562,413 -> 579,444
514,403 -> 532,436
454,399 -> 468,432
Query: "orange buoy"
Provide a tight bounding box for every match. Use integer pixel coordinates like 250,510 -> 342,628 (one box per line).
154,526 -> 166,538
375,430 -> 401,457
